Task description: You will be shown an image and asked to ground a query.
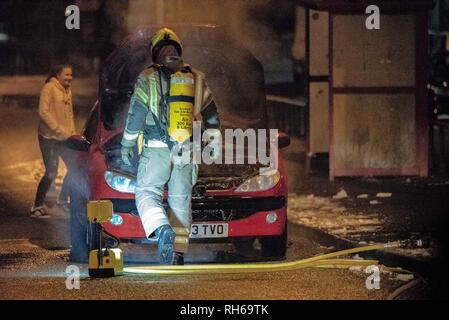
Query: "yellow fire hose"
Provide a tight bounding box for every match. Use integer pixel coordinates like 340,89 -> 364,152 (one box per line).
123,243 -> 394,275
87,201 -> 422,277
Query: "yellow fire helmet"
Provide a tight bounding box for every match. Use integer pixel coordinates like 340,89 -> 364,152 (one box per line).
150,27 -> 183,62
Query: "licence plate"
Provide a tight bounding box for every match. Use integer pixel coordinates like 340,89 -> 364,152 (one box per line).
189,223 -> 228,238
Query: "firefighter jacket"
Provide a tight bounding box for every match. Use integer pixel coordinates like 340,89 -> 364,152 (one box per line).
121,64 -> 220,149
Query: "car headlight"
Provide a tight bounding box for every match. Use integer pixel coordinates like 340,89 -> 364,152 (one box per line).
104,171 -> 136,194
235,169 -> 281,192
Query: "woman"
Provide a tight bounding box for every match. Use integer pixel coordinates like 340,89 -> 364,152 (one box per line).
30,64 -> 76,218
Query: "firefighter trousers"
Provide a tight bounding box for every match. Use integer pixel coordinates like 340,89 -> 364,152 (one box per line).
135,145 -> 198,253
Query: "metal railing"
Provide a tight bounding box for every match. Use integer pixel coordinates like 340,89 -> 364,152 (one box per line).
266,95 -> 307,138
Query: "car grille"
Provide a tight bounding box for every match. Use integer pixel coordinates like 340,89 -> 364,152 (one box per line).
192,208 -> 253,222
107,196 -> 286,222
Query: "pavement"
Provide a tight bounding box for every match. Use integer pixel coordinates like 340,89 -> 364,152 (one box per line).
283,137 -> 449,251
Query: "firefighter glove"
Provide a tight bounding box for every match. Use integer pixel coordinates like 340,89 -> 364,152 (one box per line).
121,146 -> 134,166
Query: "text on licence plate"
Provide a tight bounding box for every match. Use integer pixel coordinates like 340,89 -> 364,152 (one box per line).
189,223 -> 228,238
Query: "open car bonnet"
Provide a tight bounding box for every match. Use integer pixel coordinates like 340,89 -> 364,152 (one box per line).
103,133 -> 273,191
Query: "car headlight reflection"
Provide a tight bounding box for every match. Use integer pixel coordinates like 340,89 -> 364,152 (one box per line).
104,171 -> 136,194
235,169 -> 281,192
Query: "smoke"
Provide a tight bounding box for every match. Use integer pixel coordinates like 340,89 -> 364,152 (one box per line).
122,0 -> 297,83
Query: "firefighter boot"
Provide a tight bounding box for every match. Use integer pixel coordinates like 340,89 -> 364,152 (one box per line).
157,224 -> 176,265
172,252 -> 184,265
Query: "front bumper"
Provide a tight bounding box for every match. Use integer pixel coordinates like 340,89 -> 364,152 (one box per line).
102,196 -> 287,240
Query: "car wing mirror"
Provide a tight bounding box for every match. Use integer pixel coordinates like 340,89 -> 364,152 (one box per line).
65,134 -> 91,152
278,131 -> 290,149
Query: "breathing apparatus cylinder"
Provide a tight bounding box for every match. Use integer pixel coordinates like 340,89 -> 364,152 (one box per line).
168,68 -> 195,144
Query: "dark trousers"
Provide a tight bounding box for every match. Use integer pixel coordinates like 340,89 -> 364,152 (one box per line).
34,135 -> 73,207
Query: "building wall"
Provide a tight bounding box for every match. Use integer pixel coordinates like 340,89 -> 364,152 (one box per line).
333,94 -> 416,169
309,10 -> 330,154
330,12 -> 423,177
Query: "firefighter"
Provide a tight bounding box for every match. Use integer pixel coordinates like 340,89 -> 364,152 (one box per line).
120,28 -> 220,265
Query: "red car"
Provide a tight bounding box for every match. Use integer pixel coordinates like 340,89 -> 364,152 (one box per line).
68,25 -> 290,262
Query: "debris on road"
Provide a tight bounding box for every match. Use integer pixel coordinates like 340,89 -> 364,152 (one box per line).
288,194 -> 383,236
332,189 -> 348,199
288,194 -> 438,260
349,266 -> 363,272
427,181 -> 449,186
386,247 -> 435,259
376,192 -> 393,198
395,274 -> 415,282
357,194 -> 369,199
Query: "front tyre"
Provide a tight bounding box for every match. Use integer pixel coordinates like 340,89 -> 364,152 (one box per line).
259,224 -> 287,259
232,237 -> 256,256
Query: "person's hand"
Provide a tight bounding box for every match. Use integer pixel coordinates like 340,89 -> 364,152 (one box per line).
121,146 -> 134,166
55,126 -> 71,141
